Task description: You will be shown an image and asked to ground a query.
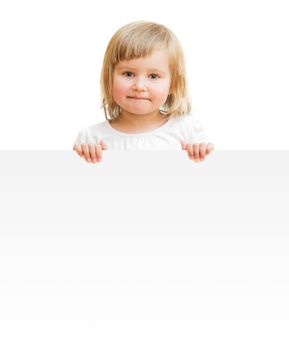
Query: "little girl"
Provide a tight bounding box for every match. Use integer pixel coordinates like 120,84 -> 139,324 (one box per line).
73,21 -> 214,162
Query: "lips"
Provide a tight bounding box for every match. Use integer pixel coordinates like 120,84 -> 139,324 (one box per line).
127,96 -> 150,100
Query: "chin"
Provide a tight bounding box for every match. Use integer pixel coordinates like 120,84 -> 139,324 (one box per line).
126,108 -> 153,115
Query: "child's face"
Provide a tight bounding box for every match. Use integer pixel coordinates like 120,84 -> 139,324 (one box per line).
112,49 -> 171,117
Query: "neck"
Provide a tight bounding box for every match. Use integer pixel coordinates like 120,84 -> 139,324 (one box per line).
117,110 -> 167,128
109,110 -> 169,133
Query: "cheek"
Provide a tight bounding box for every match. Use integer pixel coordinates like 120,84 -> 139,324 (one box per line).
112,76 -> 129,101
153,81 -> 171,99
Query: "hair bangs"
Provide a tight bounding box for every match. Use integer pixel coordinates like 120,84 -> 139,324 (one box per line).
112,24 -> 170,63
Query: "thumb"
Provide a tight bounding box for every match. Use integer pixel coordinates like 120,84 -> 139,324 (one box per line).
206,143 -> 214,154
181,142 -> 188,150
99,139 -> 108,150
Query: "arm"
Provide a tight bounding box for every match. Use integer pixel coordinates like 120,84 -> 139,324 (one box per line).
181,113 -> 214,161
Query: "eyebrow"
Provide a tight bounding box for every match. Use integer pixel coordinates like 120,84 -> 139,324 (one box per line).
116,66 -> 167,74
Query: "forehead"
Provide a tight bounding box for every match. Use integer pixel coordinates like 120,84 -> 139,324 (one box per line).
115,49 -> 170,71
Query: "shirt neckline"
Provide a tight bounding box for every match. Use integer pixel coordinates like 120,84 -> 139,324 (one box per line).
105,117 -> 172,137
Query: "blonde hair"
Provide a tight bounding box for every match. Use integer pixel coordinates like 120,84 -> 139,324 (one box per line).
100,21 -> 192,120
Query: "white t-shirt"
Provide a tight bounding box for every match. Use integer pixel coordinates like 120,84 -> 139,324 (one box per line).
73,112 -> 208,150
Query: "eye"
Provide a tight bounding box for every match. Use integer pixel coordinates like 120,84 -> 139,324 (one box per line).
149,73 -> 160,79
123,71 -> 134,77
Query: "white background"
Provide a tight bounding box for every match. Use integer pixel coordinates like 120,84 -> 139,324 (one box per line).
0,0 -> 288,149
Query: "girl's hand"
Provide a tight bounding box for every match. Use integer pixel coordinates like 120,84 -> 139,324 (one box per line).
73,140 -> 108,163
181,142 -> 214,162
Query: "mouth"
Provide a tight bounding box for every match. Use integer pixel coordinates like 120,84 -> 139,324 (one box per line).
127,96 -> 150,100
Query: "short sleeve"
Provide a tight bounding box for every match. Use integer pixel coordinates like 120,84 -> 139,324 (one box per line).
73,129 -> 86,146
73,127 -> 99,146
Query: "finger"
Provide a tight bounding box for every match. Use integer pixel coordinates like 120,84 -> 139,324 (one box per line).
99,140 -> 108,150
186,144 -> 194,159
181,142 -> 188,150
73,144 -> 84,157
95,144 -> 102,161
81,144 -> 91,162
193,143 -> 200,161
206,143 -> 214,154
199,143 -> 207,160
89,144 -> 97,163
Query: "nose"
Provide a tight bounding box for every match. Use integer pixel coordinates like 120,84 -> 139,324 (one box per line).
132,77 -> 147,91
